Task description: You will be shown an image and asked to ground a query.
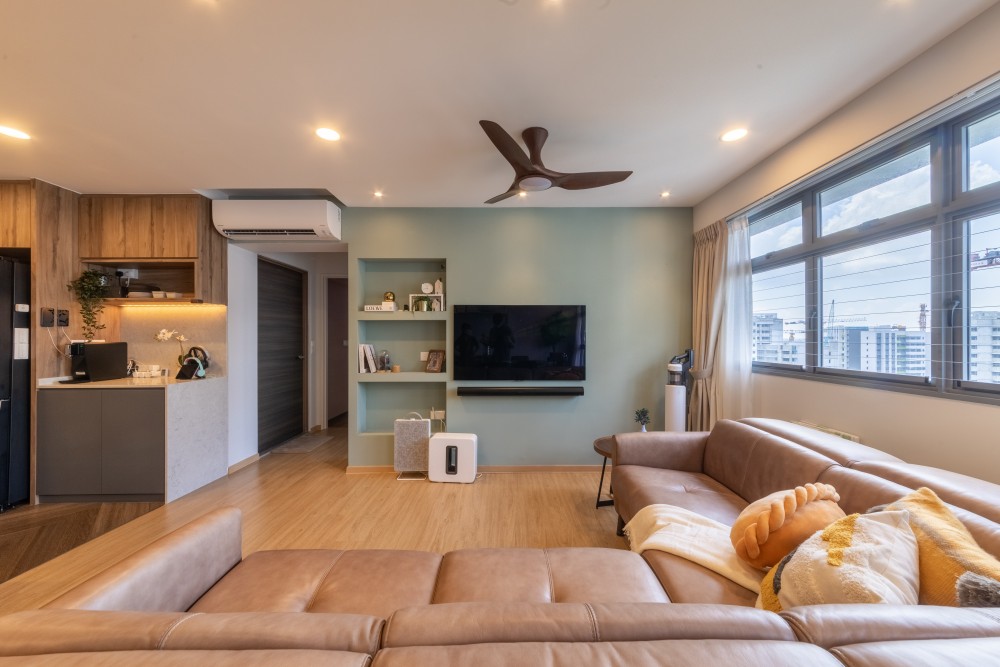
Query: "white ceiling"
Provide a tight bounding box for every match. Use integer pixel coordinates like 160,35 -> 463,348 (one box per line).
1,0 -> 996,208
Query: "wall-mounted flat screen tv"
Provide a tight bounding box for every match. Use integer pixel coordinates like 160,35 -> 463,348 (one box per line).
453,305 -> 585,381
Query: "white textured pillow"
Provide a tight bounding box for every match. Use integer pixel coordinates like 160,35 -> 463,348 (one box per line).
757,509 -> 919,611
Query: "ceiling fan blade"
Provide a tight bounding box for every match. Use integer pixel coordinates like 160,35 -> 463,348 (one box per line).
521,127 -> 548,167
484,184 -> 521,204
479,120 -> 533,174
555,171 -> 633,190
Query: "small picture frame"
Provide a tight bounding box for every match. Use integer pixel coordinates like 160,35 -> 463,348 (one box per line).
425,349 -> 445,373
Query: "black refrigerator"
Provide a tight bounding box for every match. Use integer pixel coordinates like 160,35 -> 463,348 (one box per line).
1,256 -> 30,511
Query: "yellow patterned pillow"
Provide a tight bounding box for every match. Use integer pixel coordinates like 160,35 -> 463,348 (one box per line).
756,509 -> 919,612
886,487 -> 1000,606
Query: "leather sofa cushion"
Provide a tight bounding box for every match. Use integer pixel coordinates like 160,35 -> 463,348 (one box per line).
432,548 -> 668,604
46,507 -> 243,612
640,551 -> 758,606
190,549 -> 442,618
739,418 -> 903,466
383,602 -> 795,647
703,421 -> 838,503
371,639 -> 842,667
815,466 -> 911,515
0,609 -> 384,657
854,460 -> 1000,525
830,637 -> 1000,667
0,650 -> 369,666
612,465 -> 746,525
780,604 -> 1000,649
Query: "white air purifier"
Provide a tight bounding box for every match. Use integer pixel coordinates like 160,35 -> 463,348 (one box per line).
428,433 -> 477,483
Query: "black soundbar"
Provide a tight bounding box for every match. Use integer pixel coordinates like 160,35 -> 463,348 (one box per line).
456,386 -> 584,397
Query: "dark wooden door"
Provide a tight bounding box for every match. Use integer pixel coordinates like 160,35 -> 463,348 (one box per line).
258,259 -> 306,452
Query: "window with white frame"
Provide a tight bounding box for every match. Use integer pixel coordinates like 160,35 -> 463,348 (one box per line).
749,96 -> 1000,404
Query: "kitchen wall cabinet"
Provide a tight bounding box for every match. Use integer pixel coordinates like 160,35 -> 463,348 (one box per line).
79,195 -> 198,259
78,194 -> 227,304
0,181 -> 33,247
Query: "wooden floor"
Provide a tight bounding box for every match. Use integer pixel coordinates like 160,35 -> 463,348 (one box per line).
0,422 -> 621,614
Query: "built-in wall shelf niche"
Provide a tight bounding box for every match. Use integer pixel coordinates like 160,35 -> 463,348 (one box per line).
352,257 -> 448,460
83,259 -> 197,303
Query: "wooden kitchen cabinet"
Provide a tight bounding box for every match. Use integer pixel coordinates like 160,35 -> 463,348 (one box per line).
79,195 -> 199,259
78,194 -> 226,304
0,181 -> 34,248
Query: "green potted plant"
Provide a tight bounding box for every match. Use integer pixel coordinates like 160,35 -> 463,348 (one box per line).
634,407 -> 650,432
67,269 -> 109,341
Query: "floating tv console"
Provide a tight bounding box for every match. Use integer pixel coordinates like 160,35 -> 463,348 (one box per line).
456,386 -> 584,397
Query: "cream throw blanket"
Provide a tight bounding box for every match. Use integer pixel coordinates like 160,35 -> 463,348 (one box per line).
625,504 -> 764,593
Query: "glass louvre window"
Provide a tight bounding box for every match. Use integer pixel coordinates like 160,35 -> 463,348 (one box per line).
752,263 -> 806,365
819,232 -> 931,377
750,203 -> 802,258
819,146 -> 931,236
966,110 -> 1000,191
967,212 -> 1000,384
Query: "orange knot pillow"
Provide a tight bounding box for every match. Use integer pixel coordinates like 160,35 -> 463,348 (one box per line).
731,483 -> 845,570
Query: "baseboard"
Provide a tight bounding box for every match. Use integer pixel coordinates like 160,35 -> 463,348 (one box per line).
228,454 -> 260,475
346,464 -> 603,475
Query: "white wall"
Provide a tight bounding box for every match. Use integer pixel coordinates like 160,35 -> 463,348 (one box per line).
698,4 -> 1000,484
226,244 -> 258,467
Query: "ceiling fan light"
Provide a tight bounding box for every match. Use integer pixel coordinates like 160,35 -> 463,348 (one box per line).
519,176 -> 552,191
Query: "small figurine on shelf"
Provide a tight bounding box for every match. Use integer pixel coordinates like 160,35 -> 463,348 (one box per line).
434,277 -> 443,295
378,349 -> 391,372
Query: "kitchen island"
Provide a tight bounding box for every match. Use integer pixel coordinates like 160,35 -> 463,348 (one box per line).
36,376 -> 227,502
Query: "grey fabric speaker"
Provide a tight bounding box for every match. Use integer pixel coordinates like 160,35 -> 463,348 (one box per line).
394,418 -> 431,473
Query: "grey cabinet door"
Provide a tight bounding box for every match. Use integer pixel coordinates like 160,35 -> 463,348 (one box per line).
36,390 -> 103,495
101,390 -> 165,494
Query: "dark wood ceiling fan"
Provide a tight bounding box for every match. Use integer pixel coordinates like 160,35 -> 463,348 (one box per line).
479,120 -> 632,204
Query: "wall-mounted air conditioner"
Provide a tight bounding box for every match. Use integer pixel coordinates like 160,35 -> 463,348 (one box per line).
212,199 -> 341,241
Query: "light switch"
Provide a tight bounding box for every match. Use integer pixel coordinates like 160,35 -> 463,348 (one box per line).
14,328 -> 29,360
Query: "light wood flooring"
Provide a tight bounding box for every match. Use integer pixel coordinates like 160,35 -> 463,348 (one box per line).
0,422 -> 621,614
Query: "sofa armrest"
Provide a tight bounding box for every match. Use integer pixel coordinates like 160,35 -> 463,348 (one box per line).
612,431 -> 710,471
45,507 -> 243,612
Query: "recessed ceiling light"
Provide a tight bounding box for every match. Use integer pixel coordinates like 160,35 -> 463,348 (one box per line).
315,128 -> 340,141
0,125 -> 31,140
660,191 -> 671,199
373,191 -> 383,198
518,191 -> 527,198
720,128 -> 748,142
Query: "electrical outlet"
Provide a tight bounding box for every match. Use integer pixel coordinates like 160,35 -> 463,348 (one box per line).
41,307 -> 55,327
420,351 -> 429,361
118,268 -> 139,279
57,309 -> 70,327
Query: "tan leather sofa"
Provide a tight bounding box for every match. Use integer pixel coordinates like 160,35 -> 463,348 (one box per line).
3,418 -> 1000,665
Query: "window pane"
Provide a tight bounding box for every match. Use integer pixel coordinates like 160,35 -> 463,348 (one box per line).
752,263 -> 806,365
819,146 -> 931,236
820,232 -> 931,377
967,110 -> 1000,191
750,203 -> 802,258
968,212 -> 1000,384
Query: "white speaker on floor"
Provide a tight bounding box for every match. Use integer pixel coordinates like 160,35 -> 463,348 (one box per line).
428,433 -> 477,483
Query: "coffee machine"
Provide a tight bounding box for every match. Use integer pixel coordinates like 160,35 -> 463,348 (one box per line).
65,342 -> 129,383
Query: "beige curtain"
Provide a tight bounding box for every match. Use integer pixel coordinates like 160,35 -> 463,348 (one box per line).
689,220 -> 727,431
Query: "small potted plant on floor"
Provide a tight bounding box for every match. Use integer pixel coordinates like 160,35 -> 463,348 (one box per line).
67,269 -> 109,341
634,407 -> 650,432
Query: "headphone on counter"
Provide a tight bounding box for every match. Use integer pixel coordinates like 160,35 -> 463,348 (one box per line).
176,346 -> 210,379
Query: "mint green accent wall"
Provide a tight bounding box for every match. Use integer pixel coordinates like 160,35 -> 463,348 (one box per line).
345,207 -> 692,467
